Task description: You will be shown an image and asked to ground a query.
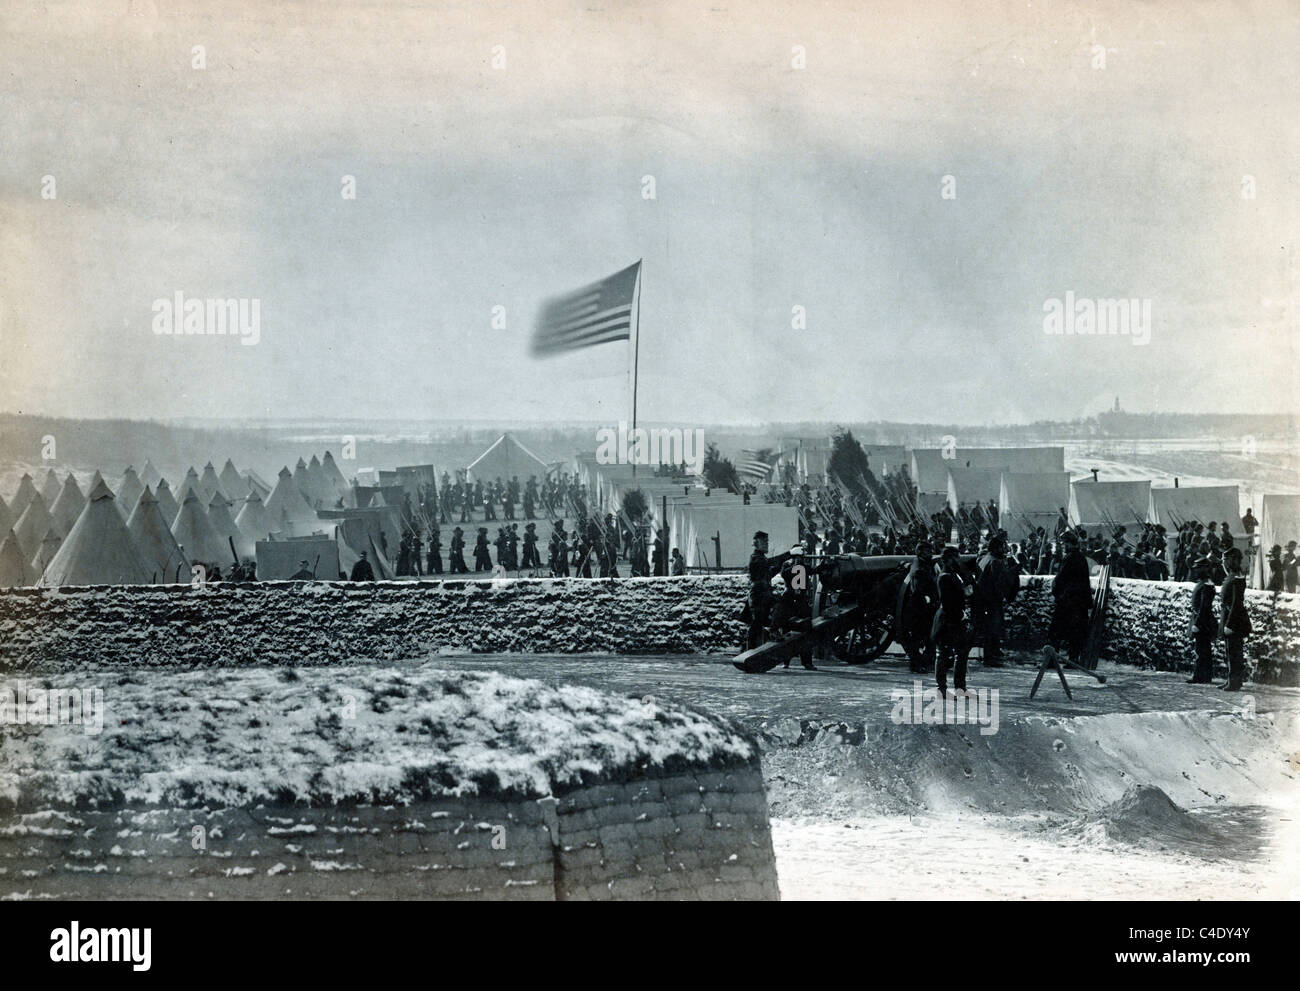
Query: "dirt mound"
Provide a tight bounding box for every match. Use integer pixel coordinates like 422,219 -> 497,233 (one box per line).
1085,785 -> 1219,845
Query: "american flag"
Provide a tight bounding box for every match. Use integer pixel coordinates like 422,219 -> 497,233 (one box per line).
531,261 -> 641,356
737,449 -> 776,482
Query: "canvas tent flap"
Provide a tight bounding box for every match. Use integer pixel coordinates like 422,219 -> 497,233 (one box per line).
255,536 -> 341,581
946,468 -> 1002,512
1148,485 -> 1241,530
1069,479 -> 1152,528
999,472 -> 1071,543
1255,493 -> 1300,587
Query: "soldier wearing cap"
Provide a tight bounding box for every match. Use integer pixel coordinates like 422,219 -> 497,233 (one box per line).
473,526 -> 493,571
934,545 -> 972,694
1187,555 -> 1217,683
449,526 -> 467,573
1219,546 -> 1250,691
290,559 -> 315,580
1049,530 -> 1091,665
521,522 -> 541,570
898,540 -> 939,674
746,530 -> 793,651
770,543 -> 816,670
1284,541 -> 1299,594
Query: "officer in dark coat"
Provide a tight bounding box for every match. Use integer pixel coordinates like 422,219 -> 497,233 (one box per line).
1049,531 -> 1091,664
349,550 -> 375,582
973,535 -> 1018,667
491,527 -> 507,569
290,559 -> 315,580
1187,556 -> 1216,683
771,550 -> 815,670
898,541 -> 939,674
506,523 -> 520,569
746,530 -> 792,651
934,546 -> 972,694
1219,546 -> 1251,691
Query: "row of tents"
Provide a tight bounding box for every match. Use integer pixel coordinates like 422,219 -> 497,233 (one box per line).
0,451 -> 411,587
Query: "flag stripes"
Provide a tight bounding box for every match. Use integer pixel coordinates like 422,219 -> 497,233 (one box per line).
531,261 -> 641,356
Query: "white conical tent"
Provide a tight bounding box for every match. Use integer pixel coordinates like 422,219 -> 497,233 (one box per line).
293,458 -> 316,505
306,455 -> 334,508
89,470 -> 107,493
13,493 -> 57,560
127,486 -> 190,583
176,467 -> 203,504
40,468 -> 62,505
9,474 -> 38,520
234,487 -> 274,541
29,527 -> 62,576
49,473 -> 86,536
170,489 -> 229,566
155,478 -> 180,524
266,466 -> 319,533
117,467 -> 144,518
219,459 -> 247,503
200,462 -> 226,502
321,451 -> 352,506
38,479 -> 153,586
0,528 -> 33,587
245,470 -> 272,501
139,459 -> 161,489
466,433 -> 550,482
0,495 -> 11,535
208,492 -> 255,560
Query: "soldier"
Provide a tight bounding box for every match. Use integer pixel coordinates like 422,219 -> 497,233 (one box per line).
745,530 -> 792,651
771,549 -> 816,670
1049,531 -> 1091,666
473,527 -> 492,571
1241,508 -> 1258,535
974,535 -> 1017,668
652,529 -> 666,576
1285,541 -> 1299,593
427,528 -> 443,574
493,527 -> 508,569
449,526 -> 468,574
350,550 -> 375,582
898,541 -> 939,674
1187,556 -> 1217,683
934,546 -> 971,695
670,548 -> 686,575
521,522 -> 541,570
523,476 -> 537,520
551,523 -> 570,577
290,559 -> 315,580
1265,544 -> 1284,591
1219,546 -> 1251,692
506,523 -> 520,570
411,530 -> 423,576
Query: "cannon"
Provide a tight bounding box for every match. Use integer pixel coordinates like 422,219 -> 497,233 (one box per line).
732,553 -> 979,673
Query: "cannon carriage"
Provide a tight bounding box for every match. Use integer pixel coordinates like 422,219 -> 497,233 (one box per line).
733,552 -> 979,673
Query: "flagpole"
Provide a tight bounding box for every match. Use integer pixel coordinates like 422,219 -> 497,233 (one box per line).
631,260 -> 642,479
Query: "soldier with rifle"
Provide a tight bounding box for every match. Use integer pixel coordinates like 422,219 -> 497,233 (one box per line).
449,526 -> 468,574
973,534 -> 1018,668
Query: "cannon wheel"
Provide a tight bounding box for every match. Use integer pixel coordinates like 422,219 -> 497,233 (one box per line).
834,605 -> 894,664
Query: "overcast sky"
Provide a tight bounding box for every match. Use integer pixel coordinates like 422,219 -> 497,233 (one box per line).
1,0 -> 1296,425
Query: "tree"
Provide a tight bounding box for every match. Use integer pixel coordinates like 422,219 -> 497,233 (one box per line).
622,488 -> 649,523
701,443 -> 741,493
